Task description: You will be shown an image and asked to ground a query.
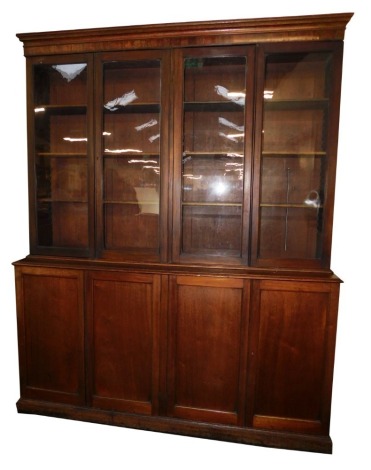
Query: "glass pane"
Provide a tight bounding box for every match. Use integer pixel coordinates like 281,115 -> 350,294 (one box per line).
258,52 -> 331,260
33,63 -> 89,249
183,154 -> 243,204
181,55 -> 247,257
182,206 -> 242,255
102,60 -> 161,253
103,156 -> 159,250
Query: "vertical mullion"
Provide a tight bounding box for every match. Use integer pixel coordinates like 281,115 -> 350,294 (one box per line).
171,49 -> 185,262
250,45 -> 267,266
159,50 -> 172,263
87,54 -> 96,258
94,54 -> 105,258
241,46 -> 256,265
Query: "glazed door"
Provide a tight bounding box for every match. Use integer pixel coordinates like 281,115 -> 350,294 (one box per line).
86,271 -> 161,415
247,279 -> 340,434
172,46 -> 255,264
167,275 -> 250,425
95,50 -> 171,261
252,42 -> 344,269
28,55 -> 94,256
15,266 -> 85,405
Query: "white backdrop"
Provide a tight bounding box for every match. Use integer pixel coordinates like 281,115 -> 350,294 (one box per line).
1,1 -> 370,468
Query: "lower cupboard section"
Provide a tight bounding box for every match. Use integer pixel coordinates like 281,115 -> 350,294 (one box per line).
14,264 -> 340,453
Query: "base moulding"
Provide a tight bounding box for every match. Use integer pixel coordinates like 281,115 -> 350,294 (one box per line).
16,398 -> 332,454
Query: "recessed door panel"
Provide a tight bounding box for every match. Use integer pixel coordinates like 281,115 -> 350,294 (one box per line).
248,279 -> 339,434
87,271 -> 161,415
168,276 -> 249,425
15,267 -> 85,405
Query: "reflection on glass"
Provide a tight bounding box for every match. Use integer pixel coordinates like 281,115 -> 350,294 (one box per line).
52,64 -> 87,82
104,89 -> 138,110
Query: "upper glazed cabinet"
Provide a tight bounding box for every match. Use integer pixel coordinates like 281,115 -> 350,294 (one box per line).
23,15 -> 348,271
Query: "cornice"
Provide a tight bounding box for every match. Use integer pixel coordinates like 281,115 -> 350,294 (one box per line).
17,13 -> 353,57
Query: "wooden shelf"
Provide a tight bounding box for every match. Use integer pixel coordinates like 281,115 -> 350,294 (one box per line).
103,152 -> 160,158
104,200 -> 158,205
261,203 -> 322,209
183,151 -> 244,157
182,202 -> 242,207
38,199 -> 88,203
264,98 -> 328,110
35,104 -> 87,115
37,152 -> 87,158
262,151 -> 326,157
184,101 -> 244,112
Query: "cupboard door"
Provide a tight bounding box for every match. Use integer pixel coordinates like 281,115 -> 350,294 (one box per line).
15,266 -> 85,405
87,271 -> 161,415
167,276 -> 249,425
252,42 -> 343,269
247,279 -> 340,434
172,46 -> 255,264
95,50 -> 171,261
29,55 -> 94,256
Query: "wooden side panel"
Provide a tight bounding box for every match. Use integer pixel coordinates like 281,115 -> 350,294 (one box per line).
15,266 -> 85,405
247,279 -> 339,434
168,276 -> 249,425
86,271 -> 161,415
